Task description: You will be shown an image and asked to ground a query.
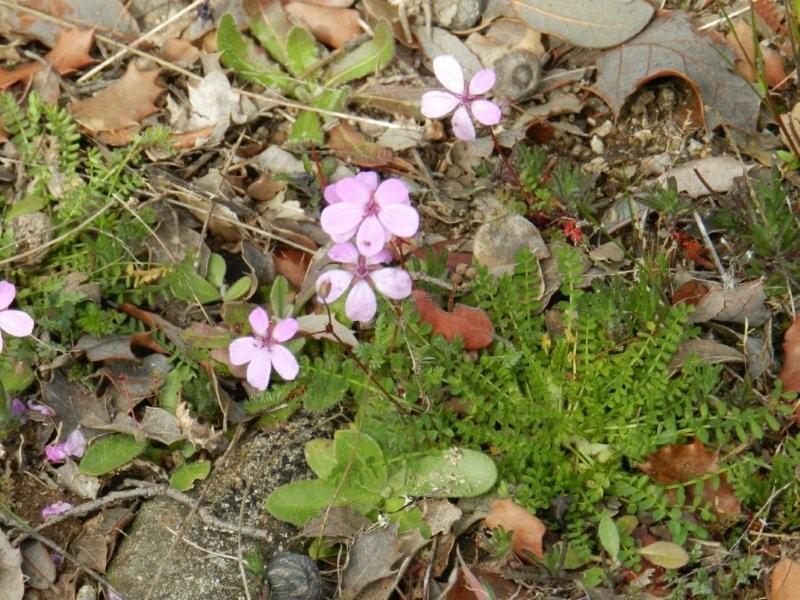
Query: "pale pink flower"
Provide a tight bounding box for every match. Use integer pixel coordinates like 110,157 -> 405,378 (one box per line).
421,55 -> 502,141
45,429 -> 86,464
0,281 -> 34,353
228,307 -> 300,391
28,401 -> 56,417
320,174 -> 419,257
316,242 -> 412,323
41,501 -> 73,519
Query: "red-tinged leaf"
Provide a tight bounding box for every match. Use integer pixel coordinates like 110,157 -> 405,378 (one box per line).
593,12 -> 760,133
327,123 -> 414,172
412,290 -> 494,351
274,247 -> 313,290
483,498 -> 546,562
771,558 -> 800,600
778,317 -> 800,393
285,2 -> 361,48
640,439 -> 741,521
753,0 -> 786,35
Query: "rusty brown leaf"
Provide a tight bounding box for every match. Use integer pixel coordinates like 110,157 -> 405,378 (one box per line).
412,290 -> 494,351
285,2 -> 361,48
771,558 -> 800,600
483,498 -> 546,561
327,123 -> 414,172
779,317 -> 800,393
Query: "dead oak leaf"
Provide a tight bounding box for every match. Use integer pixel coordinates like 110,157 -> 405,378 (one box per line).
69,63 -> 163,146
770,558 -> 800,600
593,12 -> 760,133
640,439 -> 741,521
484,498 -> 546,561
412,290 -> 494,351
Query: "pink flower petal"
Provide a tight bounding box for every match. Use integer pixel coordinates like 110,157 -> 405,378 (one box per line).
327,242 -> 360,264
471,99 -> 502,126
420,91 -> 460,118
433,55 -> 464,95
377,203 -> 420,238
365,249 -> 393,265
268,344 -> 300,381
28,401 -> 55,417
451,105 -> 476,141
320,202 -> 365,240
0,334 -> 4,353
356,215 -> 388,257
11,398 -> 26,417
335,178 -> 371,205
63,429 -> 86,457
375,179 -> 410,205
345,280 -> 378,323
45,442 -> 68,463
371,268 -> 412,300
323,183 -> 342,204
0,281 -> 15,311
0,310 -> 34,337
469,69 -> 496,95
229,336 -> 259,365
271,318 -> 299,343
248,307 -> 270,338
356,171 -> 379,192
246,349 -> 272,391
41,501 -> 73,519
316,270 -> 354,304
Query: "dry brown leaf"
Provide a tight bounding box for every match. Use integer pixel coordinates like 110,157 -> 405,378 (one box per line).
328,123 -> 414,172
770,558 -> 800,600
753,0 -> 786,35
0,27 -> 95,90
484,498 -> 546,561
674,278 -> 768,326
161,38 -> 201,67
285,2 -> 361,48
778,318 -> 800,423
73,507 -> 134,573
640,439 -> 741,521
176,401 -> 226,453
69,63 -> 164,146
0,529 -> 24,600
594,12 -> 760,133
667,339 -> 745,376
412,290 -> 494,351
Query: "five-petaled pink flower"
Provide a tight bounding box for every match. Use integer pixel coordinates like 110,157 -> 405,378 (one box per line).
320,173 -> 419,257
45,429 -> 86,464
41,501 -> 73,520
421,55 -> 502,141
0,281 -> 34,353
316,242 -> 412,323
229,307 -> 300,391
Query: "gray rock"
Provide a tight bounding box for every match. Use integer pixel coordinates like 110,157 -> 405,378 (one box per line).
106,413 -> 335,600
433,0 -> 485,30
473,214 -> 549,271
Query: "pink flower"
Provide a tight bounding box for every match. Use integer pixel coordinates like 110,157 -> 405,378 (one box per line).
28,401 -> 56,417
0,281 -> 34,353
421,55 -> 502,141
45,429 -> 86,464
316,242 -> 412,323
41,501 -> 73,519
320,174 -> 419,257
10,398 -> 26,418
228,307 -> 300,391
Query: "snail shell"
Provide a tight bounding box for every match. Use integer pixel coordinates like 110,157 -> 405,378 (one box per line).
265,552 -> 323,600
493,49 -> 542,102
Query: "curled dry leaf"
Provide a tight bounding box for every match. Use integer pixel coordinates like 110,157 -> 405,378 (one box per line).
285,2 -> 361,48
0,28 -> 95,90
327,123 -> 414,172
753,0 -> 787,35
639,439 -> 741,520
726,20 -> 786,89
412,290 -> 494,351
770,558 -> 800,600
667,339 -> 744,376
0,528 -> 24,600
176,401 -> 226,453
69,63 -> 164,146
779,317 -> 800,393
483,498 -> 546,561
673,278 -> 768,326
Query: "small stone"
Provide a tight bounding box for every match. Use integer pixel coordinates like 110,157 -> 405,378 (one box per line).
11,211 -> 52,266
473,214 -> 549,271
590,135 -> 604,155
657,86 -> 677,111
633,129 -> 653,145
266,553 -> 323,600
594,120 -> 613,137
433,0 -> 485,30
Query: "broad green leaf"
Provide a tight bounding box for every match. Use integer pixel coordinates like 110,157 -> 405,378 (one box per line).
79,435 -> 147,476
598,513 -> 620,561
265,479 -> 337,526
286,26 -> 318,77
0,359 -> 34,392
223,276 -> 253,302
207,253 -> 227,288
170,460 -> 211,491
288,110 -> 323,145
311,87 -> 350,113
331,431 -> 387,512
218,14 -> 293,92
304,438 -> 336,479
159,364 -> 194,412
248,0 -> 293,69
392,448 -> 497,498
325,20 -> 395,87
221,301 -> 255,328
170,269 -> 221,304
638,541 -> 689,569
4,194 -> 46,221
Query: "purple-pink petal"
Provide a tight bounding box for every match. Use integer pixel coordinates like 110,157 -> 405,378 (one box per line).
345,280 -> 377,323
323,183 -> 342,204
432,55 -> 464,95
451,105 -> 476,141
335,178 -> 371,205
45,443 -> 69,463
248,307 -> 270,338
471,99 -> 502,126
320,202 -> 365,240
377,203 -> 420,238
355,171 -> 379,192
63,429 -> 86,457
365,249 -> 393,265
420,90 -> 460,119
10,398 -> 26,417
0,281 -> 15,311
229,336 -> 260,366
356,215 -> 387,257
374,179 -> 410,205
327,242 -> 360,265
0,309 -> 34,337
246,349 -> 272,391
268,344 -> 300,381
41,501 -> 73,519
271,318 -> 299,343
370,267 -> 413,300
469,69 -> 496,95
28,401 -> 55,417
316,270 -> 354,304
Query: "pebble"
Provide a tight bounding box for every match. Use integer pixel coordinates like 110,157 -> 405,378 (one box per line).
433,0 -> 485,29
473,214 -> 549,271
590,135 -> 605,155
594,120 -> 613,137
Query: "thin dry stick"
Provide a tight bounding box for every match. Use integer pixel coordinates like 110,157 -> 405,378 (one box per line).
0,0 -> 418,131
236,481 -> 253,600
689,168 -> 733,286
77,0 -> 208,82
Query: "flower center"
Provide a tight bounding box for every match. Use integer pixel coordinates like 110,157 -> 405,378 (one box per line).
363,197 -> 380,217
352,256 -> 377,280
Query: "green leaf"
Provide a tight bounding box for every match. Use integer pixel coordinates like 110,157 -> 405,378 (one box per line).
265,479 -> 337,526
171,269 -> 221,304
598,513 -> 620,561
391,448 -> 497,498
170,460 -> 211,491
330,430 -> 387,512
304,438 -> 336,479
269,276 -> 291,318
311,87 -> 350,113
218,14 -> 293,92
159,364 -> 194,412
207,253 -> 227,288
638,541 -> 689,569
4,194 -> 46,221
223,276 -> 253,302
248,1 -> 293,69
286,26 -> 319,77
79,435 -> 147,476
0,359 -> 34,393
325,20 -> 395,87
288,110 -> 323,146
